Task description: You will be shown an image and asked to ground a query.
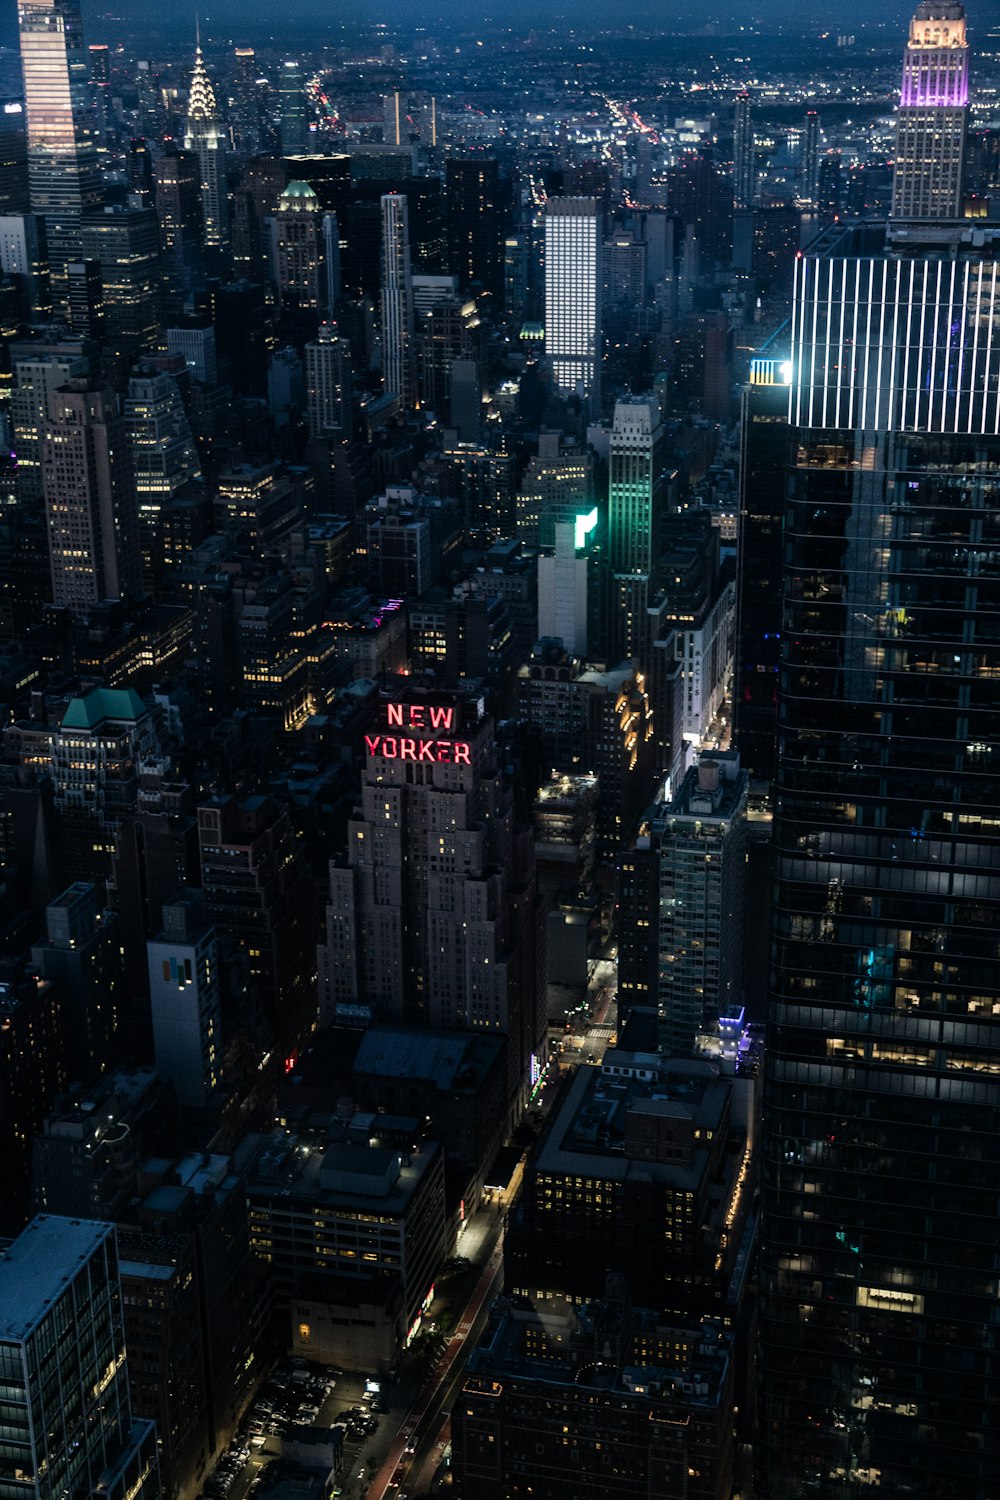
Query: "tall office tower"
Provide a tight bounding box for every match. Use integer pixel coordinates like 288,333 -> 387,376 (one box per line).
125,365 -> 201,585
446,155 -> 504,298
607,395 -> 667,664
544,197 -> 602,408
80,203 -> 162,359
504,232 -> 529,319
147,890 -> 222,1108
801,109 -> 821,207
64,257 -> 102,340
380,192 -> 416,409
653,753 -> 748,1056
733,92 -> 754,209
734,351 -> 790,784
230,45 -> 259,152
270,180 -> 323,313
892,1 -> 969,219
305,321 -> 352,439
153,149 -> 202,276
0,1217 -> 161,1500
5,337 -> 85,629
183,37 -> 228,249
319,687 -> 547,1119
758,217 -> 1000,1498
42,381 -> 142,618
17,0 -> 102,304
0,97 -> 29,213
30,882 -> 122,1084
197,794 -> 316,1063
278,60 -> 308,155
322,211 -> 341,311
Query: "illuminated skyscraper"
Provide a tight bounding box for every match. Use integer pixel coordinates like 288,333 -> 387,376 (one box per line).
17,0 -> 102,301
270,179 -> 323,313
892,0 -> 969,219
125,364 -> 201,583
305,321 -> 352,439
380,192 -> 416,409
733,91 -> 754,209
801,109 -> 820,208
278,59 -> 308,155
183,35 -> 228,248
544,196 -> 602,407
607,395 -> 666,664
758,216 -> 1000,1497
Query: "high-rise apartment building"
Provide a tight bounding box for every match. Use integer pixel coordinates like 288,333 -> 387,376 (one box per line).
17,0 -> 102,301
319,686 -> 547,1117
800,110 -> 821,208
0,1216 -> 161,1500
42,381 -> 143,618
183,39 -> 228,249
892,1 -> 969,219
607,395 -> 667,665
380,193 -> 416,409
652,754 -> 748,1057
758,216 -> 1000,1497
544,197 -> 602,407
733,92 -> 754,209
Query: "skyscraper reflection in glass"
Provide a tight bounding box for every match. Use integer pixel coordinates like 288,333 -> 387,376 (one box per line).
758,218 -> 1000,1498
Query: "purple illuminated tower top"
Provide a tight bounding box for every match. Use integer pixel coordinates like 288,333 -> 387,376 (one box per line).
892,0 -> 969,219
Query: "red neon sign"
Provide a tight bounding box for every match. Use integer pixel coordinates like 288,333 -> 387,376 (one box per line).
366,702 -> 471,764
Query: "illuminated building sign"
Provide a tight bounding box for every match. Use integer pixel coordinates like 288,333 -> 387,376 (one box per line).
366,701 -> 471,764
574,506 -> 598,550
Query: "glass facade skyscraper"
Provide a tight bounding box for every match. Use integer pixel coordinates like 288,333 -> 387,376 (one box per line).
758,218 -> 1000,1497
0,1216 -> 160,1500
607,395 -> 666,664
17,0 -> 101,301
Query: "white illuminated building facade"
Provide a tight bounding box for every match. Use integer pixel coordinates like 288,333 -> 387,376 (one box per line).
544,196 -> 602,408
380,192 -> 416,409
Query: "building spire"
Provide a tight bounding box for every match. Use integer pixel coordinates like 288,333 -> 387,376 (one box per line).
188,23 -> 218,122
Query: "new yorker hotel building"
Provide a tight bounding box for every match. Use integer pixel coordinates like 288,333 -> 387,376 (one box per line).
320,686 -> 547,1121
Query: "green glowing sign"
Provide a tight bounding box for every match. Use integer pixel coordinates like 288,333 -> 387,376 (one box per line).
575,507 -> 598,550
